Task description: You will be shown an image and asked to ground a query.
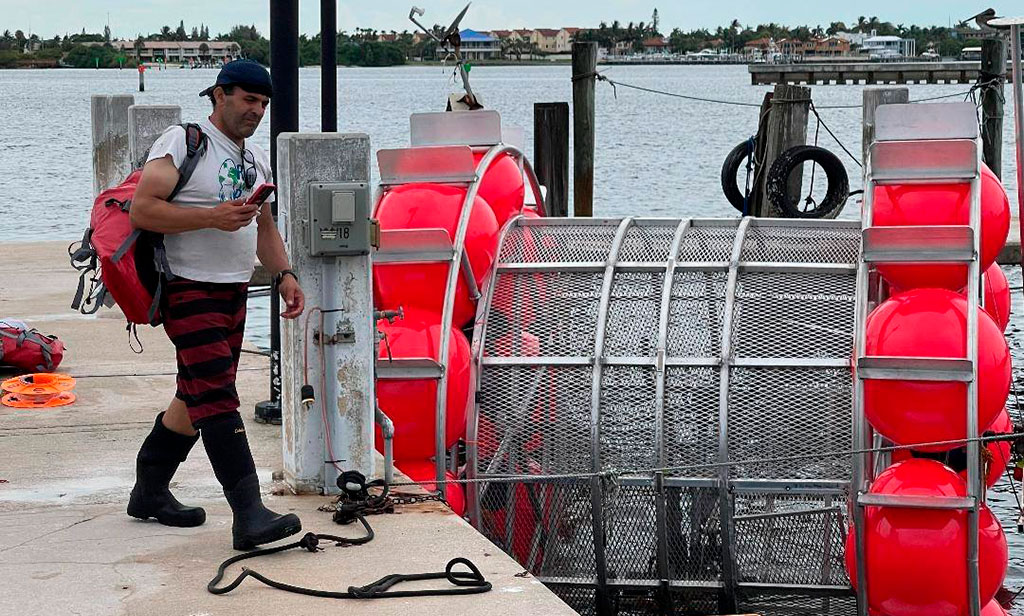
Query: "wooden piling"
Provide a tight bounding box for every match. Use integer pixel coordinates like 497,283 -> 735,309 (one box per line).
981,38 -> 1006,178
138,65 -> 145,92
533,102 -> 570,217
862,87 -> 909,172
760,84 -> 811,218
572,42 -> 598,217
749,92 -> 774,217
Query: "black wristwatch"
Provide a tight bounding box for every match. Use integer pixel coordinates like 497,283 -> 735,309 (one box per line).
274,269 -> 298,285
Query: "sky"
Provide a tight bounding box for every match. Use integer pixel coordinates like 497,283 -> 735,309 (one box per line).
3,1 -> 1013,39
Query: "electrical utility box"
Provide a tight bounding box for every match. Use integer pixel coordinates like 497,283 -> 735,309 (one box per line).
309,182 -> 372,256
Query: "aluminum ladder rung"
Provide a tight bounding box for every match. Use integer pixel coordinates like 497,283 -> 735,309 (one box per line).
861,225 -> 974,264
376,358 -> 444,380
374,228 -> 455,264
858,492 -> 976,510
377,145 -> 478,186
857,356 -> 973,382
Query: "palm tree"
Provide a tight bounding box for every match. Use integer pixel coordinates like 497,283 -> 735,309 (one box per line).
856,16 -> 866,33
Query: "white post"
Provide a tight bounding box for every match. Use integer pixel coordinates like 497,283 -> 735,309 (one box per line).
128,105 -> 181,170
278,133 -> 375,495
90,94 -> 134,196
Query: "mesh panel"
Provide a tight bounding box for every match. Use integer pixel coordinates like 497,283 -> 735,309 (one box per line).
740,224 -> 860,265
733,492 -> 850,586
666,272 -> 727,358
663,368 -> 719,478
737,591 -> 857,616
475,219 -> 859,616
478,366 -> 592,475
618,224 -> 677,263
605,272 -> 663,357
484,271 -> 603,358
727,367 -> 852,480
732,272 -> 855,359
499,224 -> 617,263
600,367 -> 658,471
604,485 -> 658,582
677,225 -> 738,262
666,486 -> 723,582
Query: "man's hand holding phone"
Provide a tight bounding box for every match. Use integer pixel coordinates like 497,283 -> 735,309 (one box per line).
206,184 -> 275,232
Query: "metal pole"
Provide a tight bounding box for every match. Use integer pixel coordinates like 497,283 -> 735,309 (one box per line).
1011,25 -> 1024,250
257,0 -> 299,424
321,0 -> 337,132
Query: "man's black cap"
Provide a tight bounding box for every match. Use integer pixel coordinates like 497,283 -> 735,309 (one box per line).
199,59 -> 273,98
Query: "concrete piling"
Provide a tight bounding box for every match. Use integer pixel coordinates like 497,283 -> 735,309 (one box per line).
128,105 -> 181,170
90,94 -> 135,196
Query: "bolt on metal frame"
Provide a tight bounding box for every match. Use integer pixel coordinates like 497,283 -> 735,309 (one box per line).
853,101 -> 985,616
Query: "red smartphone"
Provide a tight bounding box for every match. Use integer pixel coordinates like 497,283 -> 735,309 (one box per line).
246,183 -> 276,206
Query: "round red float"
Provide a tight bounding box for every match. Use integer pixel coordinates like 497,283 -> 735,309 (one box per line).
864,288 -> 1010,450
374,308 -> 471,461
374,183 -> 499,328
473,151 -> 525,229
983,263 -> 1010,332
397,460 -> 466,516
982,599 -> 1009,616
957,407 -> 1014,489
873,163 -> 1010,291
845,459 -> 1008,616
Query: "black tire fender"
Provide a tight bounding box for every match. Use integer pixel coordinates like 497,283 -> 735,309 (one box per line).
766,145 -> 849,219
720,140 -> 755,214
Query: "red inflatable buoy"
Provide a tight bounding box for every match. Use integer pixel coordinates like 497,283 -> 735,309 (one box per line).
864,288 -> 1010,450
374,183 -> 499,328
983,263 -> 1010,332
873,163 -> 1010,291
982,599 -> 1009,616
397,460 -> 466,516
845,459 -> 1008,616
959,407 -> 1015,489
375,308 -> 471,461
473,151 -> 525,229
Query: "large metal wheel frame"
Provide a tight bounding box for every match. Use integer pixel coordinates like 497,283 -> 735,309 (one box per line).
468,216 -> 861,615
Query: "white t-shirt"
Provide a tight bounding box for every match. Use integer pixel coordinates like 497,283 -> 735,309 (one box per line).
145,118 -> 273,284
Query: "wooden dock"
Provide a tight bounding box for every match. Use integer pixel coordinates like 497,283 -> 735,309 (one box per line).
749,60 -> 1016,86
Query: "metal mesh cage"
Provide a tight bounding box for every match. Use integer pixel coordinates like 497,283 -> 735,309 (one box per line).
470,217 -> 860,615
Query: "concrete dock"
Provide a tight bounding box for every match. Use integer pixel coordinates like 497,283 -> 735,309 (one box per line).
749,60 -> 1017,86
0,242 -> 574,616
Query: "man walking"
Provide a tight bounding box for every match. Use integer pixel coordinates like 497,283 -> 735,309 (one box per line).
126,60 -> 305,550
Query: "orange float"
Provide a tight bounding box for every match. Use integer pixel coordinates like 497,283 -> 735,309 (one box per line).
473,151 -> 525,228
845,459 -> 1008,616
983,263 -> 1010,332
1,373 -> 76,408
373,183 -> 500,328
863,288 -> 1010,450
873,163 -> 1010,291
375,308 -> 471,461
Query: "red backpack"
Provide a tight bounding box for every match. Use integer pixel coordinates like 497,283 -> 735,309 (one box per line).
70,124 -> 207,329
0,319 -> 65,373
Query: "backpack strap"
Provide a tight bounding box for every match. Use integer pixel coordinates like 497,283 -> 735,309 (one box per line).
167,123 -> 208,202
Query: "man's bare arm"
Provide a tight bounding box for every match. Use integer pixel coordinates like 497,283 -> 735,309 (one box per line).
130,155 -> 258,234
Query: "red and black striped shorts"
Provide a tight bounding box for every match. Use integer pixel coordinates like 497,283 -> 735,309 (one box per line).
162,278 -> 248,424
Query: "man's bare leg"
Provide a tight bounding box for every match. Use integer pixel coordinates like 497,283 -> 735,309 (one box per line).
162,397 -> 197,436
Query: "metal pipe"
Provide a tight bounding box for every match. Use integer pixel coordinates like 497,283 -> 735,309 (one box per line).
375,406 -> 394,486
321,0 -> 338,132
263,0 -> 299,420
965,117 -> 984,616
1012,25 -> 1024,257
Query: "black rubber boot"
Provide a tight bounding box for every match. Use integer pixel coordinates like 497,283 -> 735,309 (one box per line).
198,411 -> 301,550
127,412 -> 206,527
223,473 -> 302,550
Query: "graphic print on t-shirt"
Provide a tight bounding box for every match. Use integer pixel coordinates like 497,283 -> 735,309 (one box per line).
217,158 -> 245,201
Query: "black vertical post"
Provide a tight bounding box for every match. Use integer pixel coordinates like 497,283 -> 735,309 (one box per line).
980,38 -> 1006,179
571,42 -> 597,217
257,0 -> 299,424
533,102 -> 570,217
321,0 -> 337,132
